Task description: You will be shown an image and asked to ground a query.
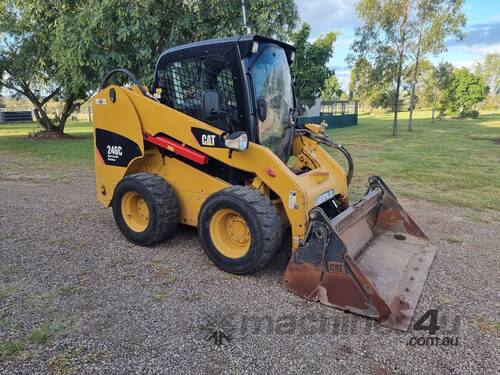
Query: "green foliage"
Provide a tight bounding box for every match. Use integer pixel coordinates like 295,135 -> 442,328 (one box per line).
290,23 -> 338,103
321,75 -> 344,101
420,66 -> 439,110
417,63 -> 488,119
474,52 -> 500,108
407,59 -> 434,108
482,53 -> 500,96
350,0 -> 414,135
0,0 -> 298,134
462,109 -> 479,119
349,0 -> 466,133
414,0 -> 466,56
447,68 -> 488,117
368,87 -> 392,109
349,56 -> 402,112
0,0 -> 64,131
434,62 -> 455,116
349,58 -> 373,101
52,0 -> 298,90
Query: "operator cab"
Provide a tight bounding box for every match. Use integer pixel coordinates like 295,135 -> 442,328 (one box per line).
151,35 -> 297,162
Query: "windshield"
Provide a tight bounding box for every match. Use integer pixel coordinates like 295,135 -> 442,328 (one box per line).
249,45 -> 293,157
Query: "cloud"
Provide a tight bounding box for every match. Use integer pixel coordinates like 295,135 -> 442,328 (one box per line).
447,22 -> 500,48
451,60 -> 477,68
448,42 -> 500,56
330,66 -> 351,91
295,0 -> 360,37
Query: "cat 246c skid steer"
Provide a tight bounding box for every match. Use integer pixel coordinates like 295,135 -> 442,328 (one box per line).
92,35 -> 436,330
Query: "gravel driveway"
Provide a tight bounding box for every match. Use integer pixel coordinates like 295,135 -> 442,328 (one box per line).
0,154 -> 499,374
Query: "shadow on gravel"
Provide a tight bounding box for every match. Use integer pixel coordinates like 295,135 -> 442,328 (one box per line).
162,223 -> 291,280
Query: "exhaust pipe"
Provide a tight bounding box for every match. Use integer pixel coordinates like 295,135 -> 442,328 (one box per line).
283,176 -> 436,331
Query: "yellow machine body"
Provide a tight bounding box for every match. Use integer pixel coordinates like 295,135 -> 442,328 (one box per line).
93,85 -> 348,249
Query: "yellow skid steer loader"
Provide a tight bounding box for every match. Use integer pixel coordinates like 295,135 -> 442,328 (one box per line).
92,35 -> 436,330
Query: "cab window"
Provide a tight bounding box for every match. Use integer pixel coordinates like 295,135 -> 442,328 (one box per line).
157,55 -> 239,132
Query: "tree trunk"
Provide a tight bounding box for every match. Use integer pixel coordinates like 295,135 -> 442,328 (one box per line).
408,46 -> 421,132
33,107 -> 54,131
393,47 -> 406,137
408,20 -> 424,132
431,102 -> 435,122
57,95 -> 77,134
392,1 -> 409,137
407,74 -> 417,132
20,84 -> 59,132
393,69 -> 402,137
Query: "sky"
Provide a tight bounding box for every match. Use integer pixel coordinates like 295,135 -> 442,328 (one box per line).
295,0 -> 500,91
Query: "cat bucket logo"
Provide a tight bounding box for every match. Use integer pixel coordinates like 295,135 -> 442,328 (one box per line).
191,127 -> 225,148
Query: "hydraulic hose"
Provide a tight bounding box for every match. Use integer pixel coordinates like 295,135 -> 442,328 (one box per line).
333,143 -> 354,186
100,68 -> 148,96
296,129 -> 354,186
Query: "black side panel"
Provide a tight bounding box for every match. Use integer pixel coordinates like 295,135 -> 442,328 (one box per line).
95,128 -> 142,167
157,146 -> 253,186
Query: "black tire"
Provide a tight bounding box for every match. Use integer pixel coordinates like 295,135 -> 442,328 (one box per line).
198,186 -> 282,274
112,173 -> 179,246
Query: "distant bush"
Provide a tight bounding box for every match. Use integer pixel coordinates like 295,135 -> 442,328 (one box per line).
448,68 -> 488,117
462,110 -> 479,118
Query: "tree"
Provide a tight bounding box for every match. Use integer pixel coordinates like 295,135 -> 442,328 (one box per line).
321,75 -> 344,101
420,65 -> 439,121
348,57 -> 373,106
434,62 -> 455,118
0,1 -> 68,133
290,23 -> 338,105
474,52 -> 500,108
368,87 -> 392,109
405,59 -> 433,108
407,0 -> 465,132
447,68 -> 488,117
0,0 -> 299,135
482,53 -> 500,97
349,0 -> 415,136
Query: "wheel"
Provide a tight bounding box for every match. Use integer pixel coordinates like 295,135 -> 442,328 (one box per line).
112,173 -> 179,246
198,186 -> 282,274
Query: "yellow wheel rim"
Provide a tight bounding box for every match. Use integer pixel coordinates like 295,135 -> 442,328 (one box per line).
121,191 -> 150,232
209,209 -> 251,259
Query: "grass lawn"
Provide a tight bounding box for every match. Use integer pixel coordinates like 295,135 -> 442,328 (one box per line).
0,110 -> 499,210
329,110 -> 500,211
0,121 -> 93,166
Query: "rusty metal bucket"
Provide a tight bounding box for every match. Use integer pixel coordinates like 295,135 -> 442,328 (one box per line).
283,176 -> 436,331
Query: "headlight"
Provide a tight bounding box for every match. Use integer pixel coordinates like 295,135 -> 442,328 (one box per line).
224,131 -> 248,151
